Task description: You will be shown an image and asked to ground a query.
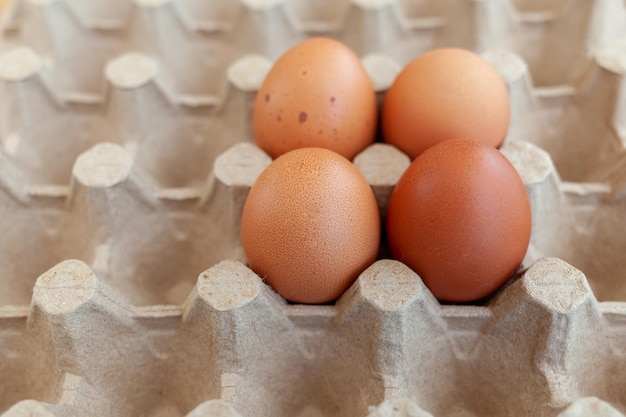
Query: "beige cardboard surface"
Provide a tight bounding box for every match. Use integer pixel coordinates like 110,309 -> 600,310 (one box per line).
0,0 -> 625,416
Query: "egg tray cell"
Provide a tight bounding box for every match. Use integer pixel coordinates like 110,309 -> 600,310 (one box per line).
0,0 -> 626,416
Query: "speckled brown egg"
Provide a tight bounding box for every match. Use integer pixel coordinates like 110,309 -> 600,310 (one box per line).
382,48 -> 510,159
253,37 -> 377,160
386,139 -> 531,302
241,147 -> 380,304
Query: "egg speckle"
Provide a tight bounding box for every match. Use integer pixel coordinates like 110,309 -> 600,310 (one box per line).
382,48 -> 510,159
386,139 -> 531,302
253,38 -> 377,160
241,147 -> 381,304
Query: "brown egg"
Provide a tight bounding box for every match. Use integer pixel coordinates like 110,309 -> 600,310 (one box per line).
386,139 -> 531,302
253,37 -> 377,160
382,48 -> 510,159
241,147 -> 380,304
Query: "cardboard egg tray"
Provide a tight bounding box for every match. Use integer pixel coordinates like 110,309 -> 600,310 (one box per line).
1,0 -> 626,416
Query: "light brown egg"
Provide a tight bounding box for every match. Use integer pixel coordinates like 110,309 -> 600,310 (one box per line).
386,139 -> 531,302
253,37 -> 377,160
241,147 -> 380,304
382,48 -> 510,159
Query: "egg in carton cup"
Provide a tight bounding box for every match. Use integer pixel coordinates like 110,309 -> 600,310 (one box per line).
0,0 -> 625,416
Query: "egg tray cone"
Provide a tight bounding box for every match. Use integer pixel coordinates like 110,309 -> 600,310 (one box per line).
0,0 -> 625,416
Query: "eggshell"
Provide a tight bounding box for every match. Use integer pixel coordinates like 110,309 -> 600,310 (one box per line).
382,48 -> 510,159
253,37 -> 377,160
386,139 -> 531,302
241,147 -> 380,304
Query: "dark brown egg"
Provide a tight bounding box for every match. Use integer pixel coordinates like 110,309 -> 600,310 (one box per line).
386,139 -> 531,302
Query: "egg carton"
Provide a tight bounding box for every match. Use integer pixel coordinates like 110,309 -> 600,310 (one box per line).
1,0 -> 626,416
2,0 -> 626,105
